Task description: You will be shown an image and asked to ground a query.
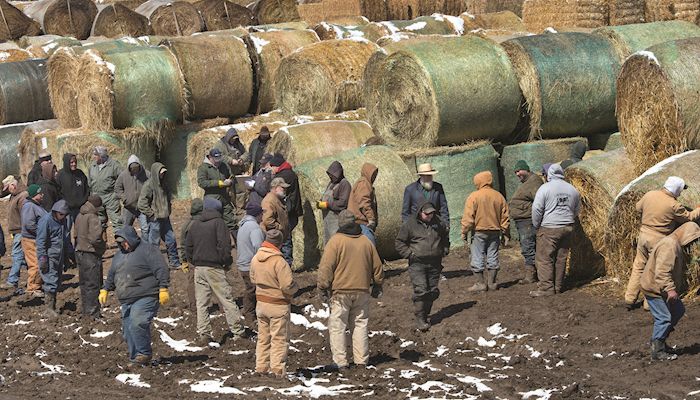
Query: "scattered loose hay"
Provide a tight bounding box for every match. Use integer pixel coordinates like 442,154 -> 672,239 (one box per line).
194,0 -> 256,31
608,0 -> 645,25
592,20 -> 700,60
162,35 -> 253,119
24,0 -> 97,39
17,119 -> 59,181
275,38 -> 380,115
251,0 -> 299,24
502,32 -> 621,140
0,122 -> 33,180
474,10 -> 526,31
616,38 -> 700,174
0,59 -> 54,125
136,0 -> 204,36
0,0 -> 40,41
91,3 -> 151,37
365,35 -> 520,149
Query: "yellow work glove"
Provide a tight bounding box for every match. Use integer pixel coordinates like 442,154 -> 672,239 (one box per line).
316,201 -> 328,210
181,262 -> 190,273
159,288 -> 170,305
98,289 -> 108,305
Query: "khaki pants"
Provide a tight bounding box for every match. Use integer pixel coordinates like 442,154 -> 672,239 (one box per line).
535,225 -> 573,293
255,302 -> 290,375
329,292 -> 370,367
195,267 -> 244,337
625,232 -> 664,304
21,238 -> 42,292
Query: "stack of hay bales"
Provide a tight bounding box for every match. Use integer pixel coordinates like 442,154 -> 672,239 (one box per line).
24,0 -> 97,39
592,20 -> 700,60
194,0 -> 256,31
91,4 -> 152,37
522,0 -> 609,32
18,119 -> 59,181
0,0 -> 41,41
0,122 -> 34,179
0,59 -> 54,125
135,0 -> 204,36
251,0 -> 300,24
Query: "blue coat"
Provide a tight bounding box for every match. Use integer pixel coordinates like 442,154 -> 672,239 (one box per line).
401,180 -> 450,230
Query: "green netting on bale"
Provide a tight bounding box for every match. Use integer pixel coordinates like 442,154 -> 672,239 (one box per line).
593,20 -> 700,60
604,132 -> 622,151
0,59 -> 54,125
401,142 -> 499,248
0,122 -> 32,179
294,145 -> 413,270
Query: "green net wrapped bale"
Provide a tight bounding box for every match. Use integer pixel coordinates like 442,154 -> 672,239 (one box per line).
91,3 -> 152,38
400,141 -> 499,248
366,35 -> 520,150
0,59 -> 54,125
193,0 -> 256,31
564,149 -> 635,283
606,150 -> 700,293
604,132 -> 622,151
136,0 -> 204,36
592,21 -> 700,61
617,38 -> 700,174
24,0 -> 97,40
266,120 -> 375,166
502,32 -> 622,140
0,122 -> 34,180
294,145 -> 413,270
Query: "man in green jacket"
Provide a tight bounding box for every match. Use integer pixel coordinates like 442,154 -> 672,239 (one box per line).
197,148 -> 237,237
138,162 -> 180,269
88,146 -> 122,232
508,160 -> 543,284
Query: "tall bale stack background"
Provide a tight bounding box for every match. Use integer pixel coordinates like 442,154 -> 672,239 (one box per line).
592,20 -> 700,59
0,59 -> 54,125
0,0 -> 41,41
194,0 -> 256,31
91,3 -> 151,37
252,0 -> 300,24
136,0 -> 204,36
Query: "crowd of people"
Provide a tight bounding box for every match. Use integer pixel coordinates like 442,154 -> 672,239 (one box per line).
0,130 -> 695,372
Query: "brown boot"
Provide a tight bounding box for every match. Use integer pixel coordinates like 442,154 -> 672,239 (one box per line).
468,272 -> 487,293
519,265 -> 537,284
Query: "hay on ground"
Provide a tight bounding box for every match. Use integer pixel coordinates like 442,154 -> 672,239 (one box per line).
365,35 -> 520,149
616,38 -> 700,174
608,0 -> 645,25
0,122 -> 34,180
592,21 -> 700,61
0,0 -> 40,41
136,0 -> 204,36
91,3 -> 152,37
24,0 -> 97,39
474,10 -> 526,31
502,32 -> 621,140
0,59 -> 54,125
193,0 -> 256,31
162,35 -> 253,120
243,29 -> 320,114
251,0 -> 299,24
522,0 -> 609,32
275,38 -> 380,115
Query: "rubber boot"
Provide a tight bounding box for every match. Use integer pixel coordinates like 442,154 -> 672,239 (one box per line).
519,265 -> 537,284
468,272 -> 487,293
486,269 -> 499,291
43,292 -> 59,319
651,340 -> 677,361
413,301 -> 429,332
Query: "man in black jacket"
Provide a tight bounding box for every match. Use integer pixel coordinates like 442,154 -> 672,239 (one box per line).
186,198 -> 245,345
268,153 -> 302,266
56,153 -> 89,235
395,202 -> 450,332
401,163 -> 450,231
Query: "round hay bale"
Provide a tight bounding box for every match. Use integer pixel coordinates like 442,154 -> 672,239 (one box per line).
135,0 -> 204,36
251,0 -> 299,24
91,3 -> 152,38
592,21 -> 700,61
608,0 -> 645,26
0,0 -> 40,41
161,35 -> 253,120
267,120 -> 376,166
194,0 -> 256,31
274,38 -> 380,115
564,149 -> 635,282
0,122 -> 34,180
243,29 -> 320,114
365,35 -> 520,149
294,145 -> 414,270
502,32 -> 621,140
616,38 -> 700,174
248,21 -> 309,32
24,0 -> 97,40
76,46 -> 185,132
0,59 -> 54,125
474,10 -> 525,31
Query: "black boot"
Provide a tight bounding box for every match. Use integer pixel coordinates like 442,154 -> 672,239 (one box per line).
651,340 -> 677,361
468,272 -> 487,293
486,269 -> 499,291
43,292 -> 59,319
413,301 -> 429,332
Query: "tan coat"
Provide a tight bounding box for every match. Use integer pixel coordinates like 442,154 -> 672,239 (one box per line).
347,163 -> 378,226
317,232 -> 384,294
636,189 -> 700,237
641,222 -> 700,298
250,245 -> 297,304
461,171 -> 510,234
261,192 -> 289,239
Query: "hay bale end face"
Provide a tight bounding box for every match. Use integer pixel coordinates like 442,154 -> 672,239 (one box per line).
0,0 -> 41,41
194,0 -> 256,31
136,0 -> 204,36
91,3 -> 152,38
251,0 -> 299,24
0,59 -> 54,125
592,20 -> 700,61
24,0 -> 97,40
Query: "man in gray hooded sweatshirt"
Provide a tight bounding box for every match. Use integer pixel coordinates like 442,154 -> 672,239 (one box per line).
138,162 -> 180,269
115,155 -> 150,237
530,164 -> 581,297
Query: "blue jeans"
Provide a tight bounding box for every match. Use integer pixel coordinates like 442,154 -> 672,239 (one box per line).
360,224 -> 376,246
147,218 -> 180,267
646,295 -> 685,342
470,231 -> 500,272
121,296 -> 159,361
7,234 -> 27,286
515,219 -> 536,266
281,214 -> 298,267
122,207 -> 149,238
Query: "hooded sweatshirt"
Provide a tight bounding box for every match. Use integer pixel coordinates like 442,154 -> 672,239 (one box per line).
321,161 -> 351,214
237,214 -> 265,272
348,163 -> 378,226
461,171 -> 510,234
531,164 -> 581,229
641,222 -> 700,298
635,189 -> 700,237
38,163 -> 61,212
75,201 -> 106,255
36,200 -> 74,266
250,245 -> 297,304
560,141 -> 587,170
115,155 -> 149,210
56,153 -> 90,210
185,207 -> 232,268
138,162 -> 171,220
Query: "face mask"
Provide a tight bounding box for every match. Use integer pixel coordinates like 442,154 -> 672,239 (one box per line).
421,181 -> 433,191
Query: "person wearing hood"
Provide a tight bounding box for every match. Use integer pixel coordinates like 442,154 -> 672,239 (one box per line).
36,200 -> 75,318
198,148 -> 237,237
237,203 -> 266,323
402,163 -> 450,231
318,161 -> 352,245
75,195 -> 106,319
269,153 -> 302,266
56,153 -> 89,234
348,163 -> 379,245
250,229 -> 297,377
138,162 -> 180,269
641,221 -> 700,361
100,225 -> 170,367
396,202 -> 449,331
318,210 -> 383,369
530,164 -> 581,297
115,154 -> 150,237
246,126 -> 272,174
21,184 -> 48,297
186,198 -> 245,345
560,141 -> 588,170
508,160 -> 544,284
27,151 -> 52,186
38,163 -> 61,212
624,176 -> 700,310
88,146 -> 123,231
1,175 -> 28,293
178,198 -> 203,312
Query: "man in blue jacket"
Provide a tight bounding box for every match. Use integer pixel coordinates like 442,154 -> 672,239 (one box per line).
401,163 -> 450,231
36,200 -> 74,318
99,226 -> 170,367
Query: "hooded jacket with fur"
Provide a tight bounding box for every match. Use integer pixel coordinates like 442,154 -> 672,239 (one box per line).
56,153 -> 89,210
461,171 -> 510,234
115,155 -> 149,210
641,222 -> 700,297
532,164 -> 581,229
348,163 -> 378,226
138,162 -> 171,220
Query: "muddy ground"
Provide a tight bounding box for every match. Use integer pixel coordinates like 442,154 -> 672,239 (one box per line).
0,199 -> 698,399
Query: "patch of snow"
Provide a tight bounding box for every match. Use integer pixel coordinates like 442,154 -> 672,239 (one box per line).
249,35 -> 270,54
616,150 -> 696,199
520,388 -> 557,400
433,345 -> 449,357
6,320 -> 32,326
303,304 -> 330,319
154,316 -> 182,327
37,361 -> 70,376
290,313 -> 327,331
453,374 -> 492,392
487,323 -> 506,336
477,337 -> 497,347
191,379 -> 245,394
159,330 -> 204,352
116,373 -> 150,388
90,330 -> 114,338
400,369 -> 420,379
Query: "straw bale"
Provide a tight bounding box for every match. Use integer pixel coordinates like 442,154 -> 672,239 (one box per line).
17,119 -> 58,182
243,29 -> 320,114
136,0 -> 204,36
0,0 -> 40,41
474,10 -> 525,31
365,35 -> 520,149
465,0 -> 524,16
0,59 -> 54,125
275,38 -> 379,115
194,0 -> 256,31
91,3 -> 151,37
386,0 -> 420,20
608,0 -> 645,25
24,0 -> 97,39
592,20 -> 700,60
162,35 -> 253,120
251,0 -> 299,24
0,122 -> 33,180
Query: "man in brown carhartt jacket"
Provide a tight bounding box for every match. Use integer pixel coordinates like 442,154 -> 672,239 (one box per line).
347,163 -> 379,245
75,195 -> 106,319
261,178 -> 290,240
625,176 -> 700,308
508,160 -> 543,284
1,175 -> 28,291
